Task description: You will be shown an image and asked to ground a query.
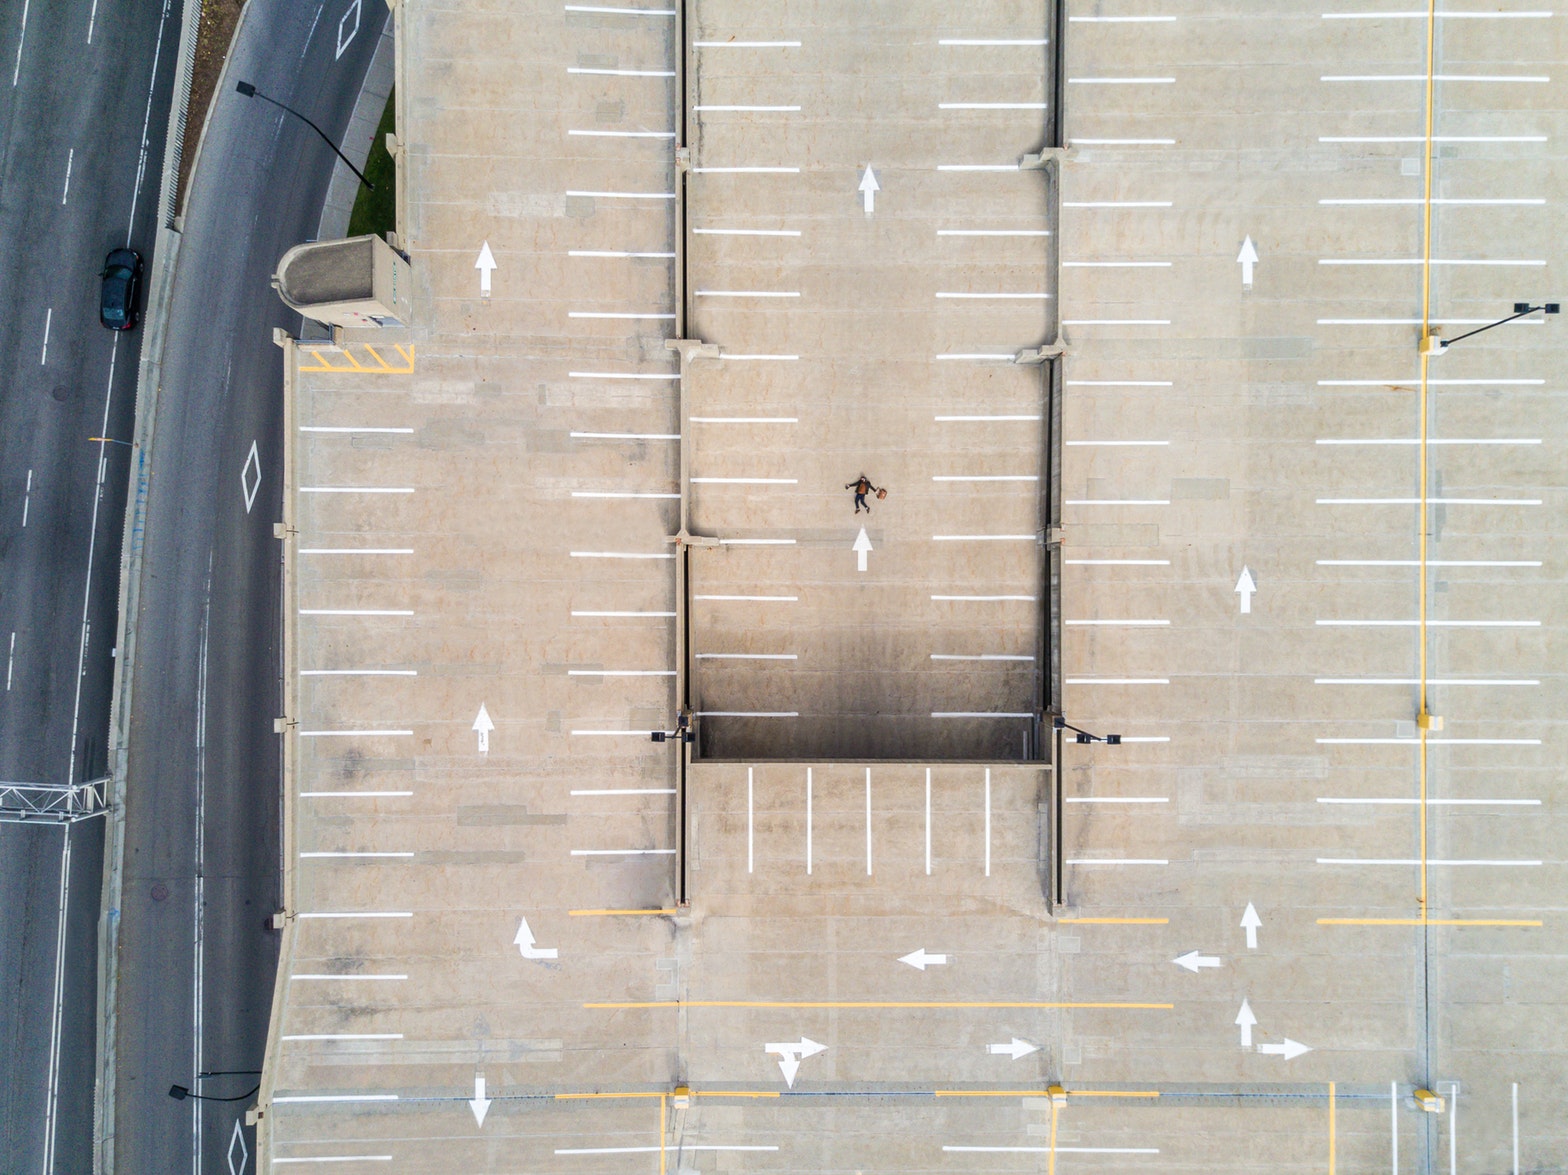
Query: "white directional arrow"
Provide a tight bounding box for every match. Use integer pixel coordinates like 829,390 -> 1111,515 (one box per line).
853,526 -> 873,572
514,917 -> 558,960
1173,950 -> 1222,973
1258,1038 -> 1313,1061
765,1037 -> 826,1088
469,1074 -> 493,1125
988,1037 -> 1039,1060
476,240 -> 497,297
899,948 -> 948,971
1237,235 -> 1258,287
1241,902 -> 1262,950
473,703 -> 495,754
859,166 -> 880,214
1235,999 -> 1257,1049
1234,566 -> 1257,615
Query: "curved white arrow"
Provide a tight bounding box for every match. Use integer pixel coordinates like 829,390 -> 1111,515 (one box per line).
899,948 -> 948,971
514,917 -> 557,960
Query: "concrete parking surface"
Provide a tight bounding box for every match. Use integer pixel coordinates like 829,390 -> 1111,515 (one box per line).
255,0 -> 1566,1171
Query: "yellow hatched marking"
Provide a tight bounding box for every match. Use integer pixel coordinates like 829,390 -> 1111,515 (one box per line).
298,342 -> 415,374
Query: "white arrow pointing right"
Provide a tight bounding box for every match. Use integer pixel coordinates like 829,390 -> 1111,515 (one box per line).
987,1037 -> 1039,1060
1173,950 -> 1222,973
476,240 -> 497,297
1235,999 -> 1257,1049
899,948 -> 948,971
1237,235 -> 1258,287
853,526 -> 873,572
1258,1038 -> 1313,1061
469,1074 -> 493,1125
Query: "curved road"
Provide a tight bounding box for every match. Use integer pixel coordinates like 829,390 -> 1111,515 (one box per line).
0,2 -> 178,1172
108,1 -> 388,1172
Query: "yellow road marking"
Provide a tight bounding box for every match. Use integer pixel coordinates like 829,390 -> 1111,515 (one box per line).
1058,917 -> 1168,925
585,1000 -> 1171,1010
297,342 -> 416,374
658,1094 -> 667,1175
1048,1095 -> 1060,1175
690,1091 -> 780,1099
569,908 -> 678,917
1319,918 -> 1541,927
1416,0 -> 1437,926
554,1091 -> 666,1100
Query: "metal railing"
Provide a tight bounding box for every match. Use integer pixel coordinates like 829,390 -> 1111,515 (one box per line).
0,777 -> 109,823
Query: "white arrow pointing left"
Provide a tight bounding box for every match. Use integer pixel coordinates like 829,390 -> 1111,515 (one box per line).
470,1074 -> 493,1125
1258,1038 -> 1313,1061
987,1037 -> 1039,1060
853,526 -> 873,572
473,703 -> 495,754
899,948 -> 948,971
1237,235 -> 1258,287
514,917 -> 558,960
1235,999 -> 1257,1049
476,240 -> 497,297
859,166 -> 880,214
1173,950 -> 1222,973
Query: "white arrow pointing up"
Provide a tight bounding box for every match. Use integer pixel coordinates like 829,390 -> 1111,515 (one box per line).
1173,950 -> 1222,973
1234,566 -> 1257,615
473,703 -> 495,754
859,166 -> 880,214
1240,902 -> 1262,949
470,1074 -> 493,1125
853,526 -> 873,572
899,948 -> 948,971
476,240 -> 497,297
514,917 -> 558,960
988,1037 -> 1039,1060
1237,235 -> 1258,287
1258,1038 -> 1313,1061
1235,999 -> 1257,1049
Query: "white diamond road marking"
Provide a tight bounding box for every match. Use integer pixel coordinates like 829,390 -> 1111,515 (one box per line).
227,1117 -> 249,1175
336,0 -> 361,59
241,440 -> 261,514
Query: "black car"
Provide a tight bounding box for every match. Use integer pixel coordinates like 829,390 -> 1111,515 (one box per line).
99,247 -> 141,330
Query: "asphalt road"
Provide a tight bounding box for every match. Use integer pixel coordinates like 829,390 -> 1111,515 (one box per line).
109,2 -> 389,1172
0,1 -> 179,1171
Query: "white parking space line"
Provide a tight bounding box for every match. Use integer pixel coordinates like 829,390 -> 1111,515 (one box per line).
932,594 -> 1036,601
565,189 -> 677,200
569,249 -> 676,258
571,788 -> 676,796
935,413 -> 1041,421
299,548 -> 415,555
693,104 -> 802,112
572,610 -> 677,617
1318,858 -> 1541,866
300,669 -> 418,676
571,431 -> 681,441
1317,620 -> 1538,628
936,291 -> 1050,300
1065,619 -> 1169,626
1318,798 -> 1540,806
694,227 -> 801,237
1316,560 -> 1540,568
695,594 -> 798,601
569,129 -> 676,138
299,426 -> 414,434
1066,559 -> 1170,566
571,848 -> 677,856
931,654 -> 1034,661
1323,73 -> 1549,82
564,4 -> 674,14
567,67 -> 675,77
299,609 -> 414,616
569,311 -> 678,319
1315,678 -> 1538,686
693,40 -> 801,47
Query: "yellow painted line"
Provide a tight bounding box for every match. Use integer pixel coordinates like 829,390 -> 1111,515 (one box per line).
569,908 -> 678,917
554,1091 -> 667,1100
585,1000 -> 1171,1010
658,1094 -> 667,1175
1058,917 -> 1168,925
690,1091 -> 781,1099
298,344 -> 416,375
934,1089 -> 1159,1099
1328,1081 -> 1336,1175
1416,0 -> 1437,926
1048,1094 -> 1060,1175
1319,918 -> 1542,927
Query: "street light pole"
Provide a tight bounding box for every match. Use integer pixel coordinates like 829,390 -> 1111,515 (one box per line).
235,80 -> 374,192
1421,302 -> 1558,354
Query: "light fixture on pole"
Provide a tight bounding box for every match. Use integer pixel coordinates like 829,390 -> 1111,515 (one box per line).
1421,302 -> 1558,355
1052,714 -> 1121,745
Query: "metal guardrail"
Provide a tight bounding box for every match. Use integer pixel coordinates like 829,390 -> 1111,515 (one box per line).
0,777 -> 110,823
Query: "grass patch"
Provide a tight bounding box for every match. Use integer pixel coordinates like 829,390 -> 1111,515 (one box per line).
348,88 -> 397,240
